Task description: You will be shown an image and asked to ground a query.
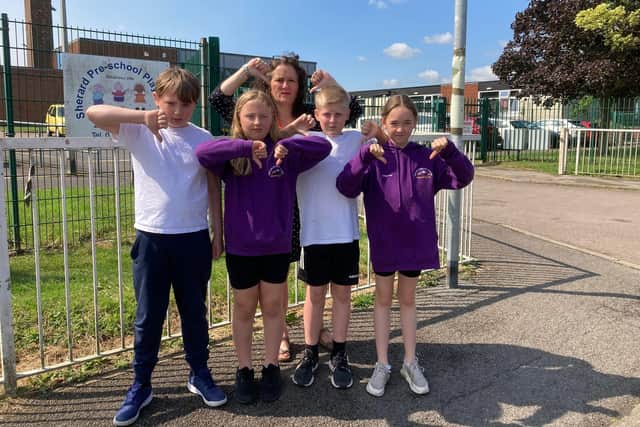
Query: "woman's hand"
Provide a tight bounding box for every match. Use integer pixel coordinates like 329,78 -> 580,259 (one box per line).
291,113 -> 316,135
310,70 -> 337,93
245,58 -> 271,83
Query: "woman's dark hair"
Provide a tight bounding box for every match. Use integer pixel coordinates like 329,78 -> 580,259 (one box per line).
253,52 -> 307,116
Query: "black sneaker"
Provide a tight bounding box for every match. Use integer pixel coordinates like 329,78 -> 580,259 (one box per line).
291,348 -> 319,387
260,364 -> 283,402
234,367 -> 257,404
329,351 -> 353,389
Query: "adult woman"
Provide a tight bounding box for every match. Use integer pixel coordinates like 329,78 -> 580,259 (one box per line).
209,53 -> 362,362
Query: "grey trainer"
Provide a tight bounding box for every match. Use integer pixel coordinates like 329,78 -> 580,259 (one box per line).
400,359 -> 430,395
365,362 -> 391,397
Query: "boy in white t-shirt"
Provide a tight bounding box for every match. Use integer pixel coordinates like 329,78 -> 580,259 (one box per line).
293,85 -> 382,389
87,67 -> 227,426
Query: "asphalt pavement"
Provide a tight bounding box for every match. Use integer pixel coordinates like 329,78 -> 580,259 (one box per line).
1,167 -> 639,426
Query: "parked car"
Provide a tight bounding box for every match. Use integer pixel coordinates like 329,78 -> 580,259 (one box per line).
469,116 -> 502,149
534,119 -> 585,132
533,119 -> 587,147
45,104 -> 65,137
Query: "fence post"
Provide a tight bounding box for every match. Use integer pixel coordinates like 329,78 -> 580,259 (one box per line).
558,128 -> 568,175
200,37 -> 208,130
1,14 -> 21,251
206,36 -> 221,136
0,148 -> 18,396
479,98 -> 489,162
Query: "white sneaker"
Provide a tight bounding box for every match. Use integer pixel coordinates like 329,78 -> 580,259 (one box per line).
400,359 -> 430,395
366,362 -> 391,397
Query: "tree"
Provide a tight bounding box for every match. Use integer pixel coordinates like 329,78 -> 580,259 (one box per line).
576,2 -> 640,51
492,0 -> 640,103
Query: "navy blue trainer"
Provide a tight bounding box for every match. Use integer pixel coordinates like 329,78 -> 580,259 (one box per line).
113,381 -> 152,426
187,368 -> 228,407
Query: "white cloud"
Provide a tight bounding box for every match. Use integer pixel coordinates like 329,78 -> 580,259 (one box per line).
383,79 -> 400,87
417,69 -> 441,83
383,42 -> 421,59
469,65 -> 497,82
423,32 -> 453,45
357,56 -> 367,62
498,39 -> 508,49
369,0 -> 387,8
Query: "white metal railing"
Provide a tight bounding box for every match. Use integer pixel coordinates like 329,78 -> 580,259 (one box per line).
0,136 -> 476,395
567,128 -> 640,177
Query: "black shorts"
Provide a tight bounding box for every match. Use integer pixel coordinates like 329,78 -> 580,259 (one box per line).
226,252 -> 290,290
298,240 -> 359,286
375,270 -> 421,278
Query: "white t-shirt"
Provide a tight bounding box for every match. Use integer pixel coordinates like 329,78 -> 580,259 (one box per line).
296,129 -> 365,246
117,123 -> 212,234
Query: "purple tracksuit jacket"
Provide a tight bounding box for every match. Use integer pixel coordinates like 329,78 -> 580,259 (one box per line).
196,135 -> 330,256
336,140 -> 474,272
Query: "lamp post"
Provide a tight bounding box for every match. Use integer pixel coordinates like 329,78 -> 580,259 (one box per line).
446,0 -> 468,288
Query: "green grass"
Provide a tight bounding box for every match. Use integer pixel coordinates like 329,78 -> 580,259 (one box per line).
487,147 -> 640,177
9,239 -> 229,370
6,184 -> 136,251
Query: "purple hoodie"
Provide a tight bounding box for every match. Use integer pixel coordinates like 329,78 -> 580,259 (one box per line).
196,135 -> 330,256
336,140 -> 474,272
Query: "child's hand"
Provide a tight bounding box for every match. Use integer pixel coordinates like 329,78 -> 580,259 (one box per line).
274,143 -> 289,166
252,140 -> 267,168
291,113 -> 315,135
369,143 -> 387,164
212,235 -> 224,260
144,110 -> 167,142
309,70 -> 337,93
429,136 -> 449,160
361,120 -> 379,142
245,58 -> 270,83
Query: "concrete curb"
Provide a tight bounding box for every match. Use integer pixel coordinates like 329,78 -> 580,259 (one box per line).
475,169 -> 640,192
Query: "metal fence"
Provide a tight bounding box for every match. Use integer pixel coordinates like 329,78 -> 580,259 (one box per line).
560,128 -> 640,177
0,136 -> 476,395
355,95 -> 640,170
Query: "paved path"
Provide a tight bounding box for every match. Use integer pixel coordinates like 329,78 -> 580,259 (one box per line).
473,167 -> 640,268
1,168 -> 639,426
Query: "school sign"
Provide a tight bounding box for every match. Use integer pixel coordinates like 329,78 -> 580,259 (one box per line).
63,53 -> 168,137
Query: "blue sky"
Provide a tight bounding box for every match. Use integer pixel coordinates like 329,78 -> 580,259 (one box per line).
3,0 -> 530,91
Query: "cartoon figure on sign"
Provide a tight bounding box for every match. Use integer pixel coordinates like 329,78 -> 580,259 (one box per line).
112,82 -> 127,103
133,83 -> 146,110
91,84 -> 105,105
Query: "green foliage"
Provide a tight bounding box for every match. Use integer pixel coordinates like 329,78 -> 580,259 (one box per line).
576,3 -> 640,50
352,293 -> 375,310
493,0 -> 640,102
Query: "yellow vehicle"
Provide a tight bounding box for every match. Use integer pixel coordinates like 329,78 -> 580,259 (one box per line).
45,104 -> 65,136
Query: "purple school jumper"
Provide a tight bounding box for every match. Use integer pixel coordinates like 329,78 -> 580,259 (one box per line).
196,135 -> 330,256
336,140 -> 474,272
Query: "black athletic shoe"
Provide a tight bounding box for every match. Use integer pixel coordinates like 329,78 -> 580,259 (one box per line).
260,364 -> 283,402
291,348 -> 319,387
329,351 -> 353,389
234,367 -> 257,404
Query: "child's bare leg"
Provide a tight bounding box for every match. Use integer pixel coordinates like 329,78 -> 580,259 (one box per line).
233,287 -> 259,369
279,278 -> 290,356
397,274 -> 418,364
330,283 -> 352,343
374,274 -> 395,365
304,284 -> 328,345
261,281 -> 286,366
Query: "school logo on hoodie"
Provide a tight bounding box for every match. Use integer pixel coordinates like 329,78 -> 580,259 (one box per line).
414,167 -> 433,179
268,165 -> 284,178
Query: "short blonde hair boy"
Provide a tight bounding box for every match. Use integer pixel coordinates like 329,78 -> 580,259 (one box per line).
314,84 -> 350,109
